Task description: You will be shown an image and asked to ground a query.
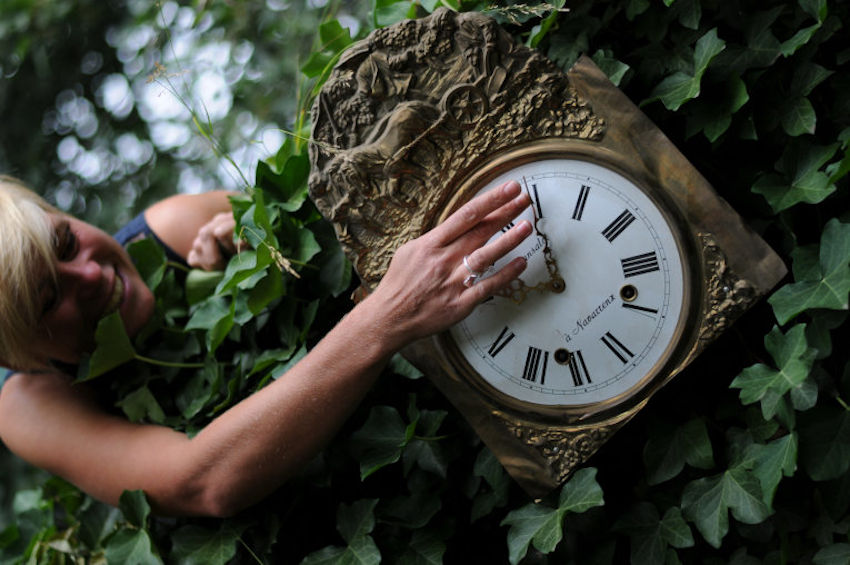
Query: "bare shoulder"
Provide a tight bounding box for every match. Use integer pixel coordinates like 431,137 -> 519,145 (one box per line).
143,191 -> 240,259
0,370 -> 86,411
0,369 -> 196,512
0,371 -> 96,440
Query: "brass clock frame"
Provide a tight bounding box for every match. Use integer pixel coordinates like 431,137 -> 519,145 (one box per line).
432,139 -> 703,426
308,8 -> 787,497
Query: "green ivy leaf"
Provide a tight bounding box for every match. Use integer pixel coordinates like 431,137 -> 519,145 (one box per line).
813,543 -> 850,565
373,0 -> 417,28
799,404 -> 850,481
781,2 -> 826,56
398,529 -> 446,565
351,406 -> 410,479
312,219 -> 353,298
769,219 -> 850,323
644,418 -> 714,485
807,310 -> 848,359
791,375 -> 819,411
378,493 -> 441,529
176,360 -> 220,420
591,49 -> 630,86
170,524 -> 240,565
827,130 -> 850,184
402,404 -> 447,477
471,447 -> 510,522
791,62 -> 834,97
644,28 -> 726,110
337,499 -> 378,543
730,325 -> 817,417
746,433 -> 798,507
527,0 -> 566,48
104,529 -> 162,565
300,20 -> 353,78
185,297 -> 235,354
681,468 -> 771,548
116,386 -> 166,424
781,96 -> 817,136
501,468 -> 604,564
246,268 -> 283,315
76,311 -> 137,382
300,534 -> 381,565
185,270 -> 224,306
753,141 -> 840,213
127,238 -> 168,292
388,354 -> 423,379
661,507 -> 694,549
674,0 -> 701,29
296,226 -> 322,264
77,502 -> 120,549
615,503 -> 694,565
118,490 -> 151,529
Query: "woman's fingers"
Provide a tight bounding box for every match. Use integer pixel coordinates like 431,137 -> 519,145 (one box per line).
462,219 -> 532,276
457,219 -> 532,296
187,213 -> 243,271
431,181 -> 529,247
464,256 -> 527,301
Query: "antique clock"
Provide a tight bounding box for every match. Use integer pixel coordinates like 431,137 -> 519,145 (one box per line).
308,9 -> 786,497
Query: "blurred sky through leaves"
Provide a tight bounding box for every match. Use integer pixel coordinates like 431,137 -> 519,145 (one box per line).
0,0 -> 366,232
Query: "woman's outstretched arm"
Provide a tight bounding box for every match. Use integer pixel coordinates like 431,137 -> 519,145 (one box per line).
0,181 -> 532,517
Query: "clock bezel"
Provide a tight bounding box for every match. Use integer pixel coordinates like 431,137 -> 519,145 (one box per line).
434,139 -> 704,425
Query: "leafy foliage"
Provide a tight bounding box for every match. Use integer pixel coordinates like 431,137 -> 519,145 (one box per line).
1,0 -> 850,563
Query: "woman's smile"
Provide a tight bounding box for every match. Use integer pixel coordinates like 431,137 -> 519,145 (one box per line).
35,214 -> 155,364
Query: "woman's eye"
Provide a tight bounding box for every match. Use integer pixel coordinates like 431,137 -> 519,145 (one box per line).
56,224 -> 79,261
41,289 -> 58,316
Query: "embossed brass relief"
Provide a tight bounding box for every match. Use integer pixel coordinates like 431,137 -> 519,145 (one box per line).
309,9 -> 787,497
309,9 -> 604,286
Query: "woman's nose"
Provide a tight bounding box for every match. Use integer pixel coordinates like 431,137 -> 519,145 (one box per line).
57,258 -> 103,298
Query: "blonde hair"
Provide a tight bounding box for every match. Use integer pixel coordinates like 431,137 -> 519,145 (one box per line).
0,176 -> 60,370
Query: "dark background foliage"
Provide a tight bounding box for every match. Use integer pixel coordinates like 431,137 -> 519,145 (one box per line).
1,0 -> 848,563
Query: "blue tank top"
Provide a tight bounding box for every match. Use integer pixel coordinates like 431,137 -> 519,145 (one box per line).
1,212 -> 183,385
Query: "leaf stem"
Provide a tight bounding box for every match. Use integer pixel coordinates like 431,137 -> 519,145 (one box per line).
133,354 -> 205,369
167,260 -> 191,273
238,537 -> 264,565
414,434 -> 453,442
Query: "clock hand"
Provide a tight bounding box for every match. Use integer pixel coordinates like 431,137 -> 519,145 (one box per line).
495,184 -> 565,304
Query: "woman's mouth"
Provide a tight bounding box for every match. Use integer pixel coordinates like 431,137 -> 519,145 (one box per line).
104,271 -> 125,316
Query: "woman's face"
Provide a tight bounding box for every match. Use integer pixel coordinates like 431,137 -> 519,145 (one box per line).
34,214 -> 155,364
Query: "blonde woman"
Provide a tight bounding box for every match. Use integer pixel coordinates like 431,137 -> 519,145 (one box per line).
0,177 -> 532,517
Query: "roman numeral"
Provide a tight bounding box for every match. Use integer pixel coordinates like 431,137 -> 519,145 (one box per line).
530,183 -> 544,219
488,326 -> 515,358
522,346 -> 549,384
572,184 -> 590,221
621,252 -> 660,278
601,210 -> 635,242
622,303 -> 659,315
567,350 -> 591,386
500,221 -> 515,233
601,331 -> 635,364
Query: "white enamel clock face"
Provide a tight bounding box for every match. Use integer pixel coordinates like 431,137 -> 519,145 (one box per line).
449,158 -> 688,408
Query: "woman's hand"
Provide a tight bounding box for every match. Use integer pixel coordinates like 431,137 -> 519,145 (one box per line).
186,212 -> 246,271
365,180 -> 533,347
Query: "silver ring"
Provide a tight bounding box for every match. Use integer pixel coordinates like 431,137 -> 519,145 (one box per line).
463,255 -> 481,287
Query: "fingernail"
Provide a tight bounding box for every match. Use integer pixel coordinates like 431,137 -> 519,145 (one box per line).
501,180 -> 521,197
517,220 -> 533,235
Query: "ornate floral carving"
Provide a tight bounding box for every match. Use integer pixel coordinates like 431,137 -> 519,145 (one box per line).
309,8 -> 605,286
697,233 -> 758,345
497,413 -> 615,485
